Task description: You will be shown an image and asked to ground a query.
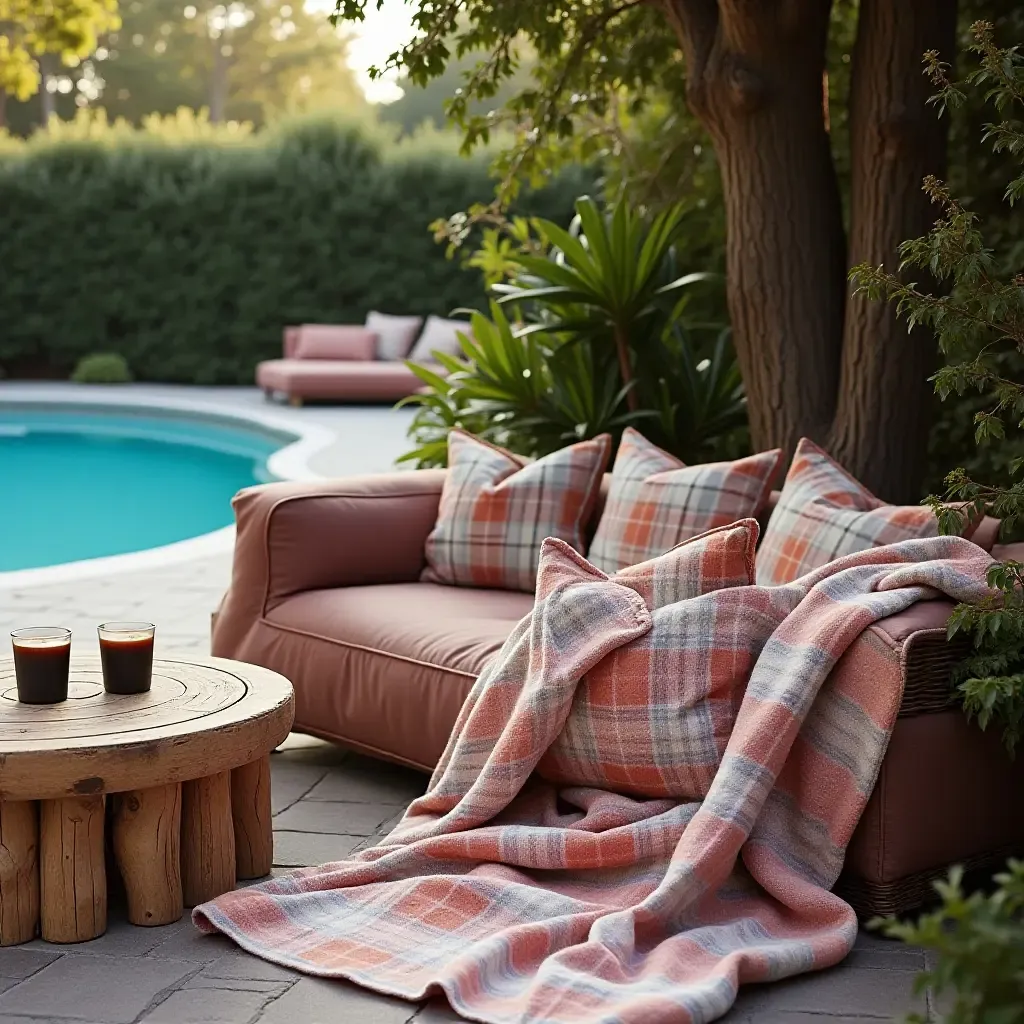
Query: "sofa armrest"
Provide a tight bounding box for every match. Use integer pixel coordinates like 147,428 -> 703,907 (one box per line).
991,540 -> 1024,562
840,599 -> 1022,909
866,599 -> 968,716
211,470 -> 446,657
868,599 -> 953,646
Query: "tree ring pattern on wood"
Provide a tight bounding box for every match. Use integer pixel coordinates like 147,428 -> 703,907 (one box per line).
0,660 -> 247,742
0,655 -> 294,801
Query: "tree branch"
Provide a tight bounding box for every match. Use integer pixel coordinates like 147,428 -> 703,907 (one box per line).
661,0 -> 718,79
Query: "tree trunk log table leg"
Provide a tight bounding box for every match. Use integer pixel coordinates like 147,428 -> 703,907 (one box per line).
181,772 -> 235,907
113,784 -> 183,926
0,801 -> 39,945
232,756 -> 272,880
40,796 -> 106,943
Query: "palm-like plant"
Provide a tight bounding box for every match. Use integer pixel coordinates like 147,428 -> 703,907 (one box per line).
642,324 -> 748,463
398,303 -> 638,466
399,194 -> 748,468
496,196 -> 711,410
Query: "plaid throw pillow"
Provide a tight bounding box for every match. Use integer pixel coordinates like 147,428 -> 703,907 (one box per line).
756,437 -> 943,586
537,519 -> 763,800
423,430 -> 611,592
588,427 -> 783,573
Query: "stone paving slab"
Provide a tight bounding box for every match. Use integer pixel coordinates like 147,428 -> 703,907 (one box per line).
730,965 -> 925,1019
0,949 -> 61,979
184,976 -> 292,994
0,953 -> 199,1022
272,797 -> 398,835
141,987 -> 276,1024
271,829 -> 367,867
257,976 -> 417,1024
303,762 -> 426,805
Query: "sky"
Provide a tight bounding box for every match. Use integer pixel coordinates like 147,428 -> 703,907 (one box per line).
307,0 -> 417,104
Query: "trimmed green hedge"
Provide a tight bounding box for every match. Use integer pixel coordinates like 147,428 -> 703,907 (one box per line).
0,116 -> 585,384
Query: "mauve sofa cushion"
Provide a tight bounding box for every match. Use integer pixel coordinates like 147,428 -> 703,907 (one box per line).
261,582 -> 534,769
971,516 -> 1001,551
294,325 -> 378,361
256,359 -> 438,401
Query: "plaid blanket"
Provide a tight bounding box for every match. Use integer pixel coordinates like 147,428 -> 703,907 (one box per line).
195,534 -> 993,1024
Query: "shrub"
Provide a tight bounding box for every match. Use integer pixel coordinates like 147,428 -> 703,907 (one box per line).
70,352 -> 133,384
876,861 -> 1024,1024
401,196 -> 746,467
852,22 -> 1024,755
0,112 -> 586,384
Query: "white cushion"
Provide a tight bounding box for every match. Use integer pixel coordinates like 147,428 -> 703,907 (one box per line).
365,311 -> 423,361
408,315 -> 471,362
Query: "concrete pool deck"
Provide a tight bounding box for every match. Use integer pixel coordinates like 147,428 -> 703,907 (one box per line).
0,383 -> 942,1023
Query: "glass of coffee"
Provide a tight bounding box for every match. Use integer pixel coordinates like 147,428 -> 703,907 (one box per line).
11,627 -> 72,704
98,622 -> 155,695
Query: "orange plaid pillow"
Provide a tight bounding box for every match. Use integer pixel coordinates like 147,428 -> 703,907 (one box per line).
756,438 -> 949,586
588,428 -> 783,572
537,519 -> 762,800
423,430 -> 611,592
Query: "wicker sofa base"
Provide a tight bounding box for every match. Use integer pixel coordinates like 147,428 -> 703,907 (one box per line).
837,847 -> 1021,921
836,612 -> 1024,921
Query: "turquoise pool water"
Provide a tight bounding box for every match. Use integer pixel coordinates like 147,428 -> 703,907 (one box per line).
1,407 -> 287,572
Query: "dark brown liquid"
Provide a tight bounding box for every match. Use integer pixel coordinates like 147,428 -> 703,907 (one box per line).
13,641 -> 70,704
99,635 -> 154,694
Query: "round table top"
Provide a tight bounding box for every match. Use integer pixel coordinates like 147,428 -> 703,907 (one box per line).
0,655 -> 294,800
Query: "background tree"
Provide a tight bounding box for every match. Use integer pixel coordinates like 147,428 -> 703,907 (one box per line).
333,0 -> 960,502
2,0 -> 363,133
0,0 -> 119,128
379,47 -> 535,135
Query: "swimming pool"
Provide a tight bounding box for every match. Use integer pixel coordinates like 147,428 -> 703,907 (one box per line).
1,407 -> 293,572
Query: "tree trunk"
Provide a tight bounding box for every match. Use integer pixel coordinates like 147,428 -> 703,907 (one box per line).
665,0 -> 957,502
665,0 -> 847,455
39,54 -> 56,125
209,43 -> 229,122
828,0 -> 958,501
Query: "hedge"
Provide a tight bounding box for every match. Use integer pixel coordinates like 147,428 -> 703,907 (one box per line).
0,115 -> 586,384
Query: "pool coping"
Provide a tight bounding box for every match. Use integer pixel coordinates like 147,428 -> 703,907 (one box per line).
0,392 -> 336,590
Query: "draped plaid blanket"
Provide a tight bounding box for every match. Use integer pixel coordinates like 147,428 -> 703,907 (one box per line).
195,534 -> 993,1024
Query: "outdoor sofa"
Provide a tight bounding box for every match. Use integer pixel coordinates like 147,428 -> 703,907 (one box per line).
211,468 -> 1024,919
256,315 -> 467,405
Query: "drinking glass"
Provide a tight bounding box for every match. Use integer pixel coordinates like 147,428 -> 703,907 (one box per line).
98,622 -> 155,695
11,627 -> 72,704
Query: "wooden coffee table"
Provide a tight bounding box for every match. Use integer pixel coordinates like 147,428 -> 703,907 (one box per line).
0,655 -> 294,945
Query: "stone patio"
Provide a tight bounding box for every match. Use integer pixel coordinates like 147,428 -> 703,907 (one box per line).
0,387 -> 942,1023
0,736 -> 941,1023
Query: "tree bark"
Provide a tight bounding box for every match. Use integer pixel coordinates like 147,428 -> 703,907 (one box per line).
828,0 -> 958,501
209,42 -> 229,123
665,0 -> 847,455
665,0 -> 958,502
39,54 -> 56,125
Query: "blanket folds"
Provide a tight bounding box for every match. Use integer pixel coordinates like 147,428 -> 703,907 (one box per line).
195,534 -> 993,1024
